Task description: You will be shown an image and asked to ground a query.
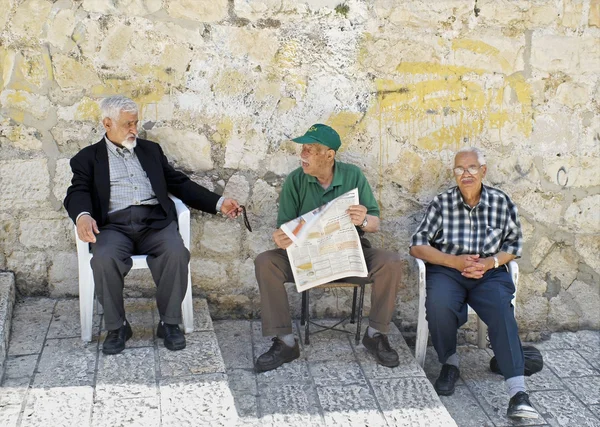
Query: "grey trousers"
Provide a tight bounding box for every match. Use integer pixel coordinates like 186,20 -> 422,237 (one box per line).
255,247 -> 402,336
90,206 -> 190,331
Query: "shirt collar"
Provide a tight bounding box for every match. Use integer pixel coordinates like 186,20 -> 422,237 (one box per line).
306,161 -> 342,189
451,184 -> 490,209
105,136 -> 134,158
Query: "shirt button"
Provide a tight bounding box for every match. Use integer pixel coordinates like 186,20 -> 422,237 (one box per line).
135,200 -> 140,205
130,174 -> 134,177
134,186 -> 138,190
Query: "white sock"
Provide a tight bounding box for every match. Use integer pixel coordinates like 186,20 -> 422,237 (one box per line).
506,376 -> 526,397
445,353 -> 460,368
278,334 -> 296,347
367,326 -> 380,337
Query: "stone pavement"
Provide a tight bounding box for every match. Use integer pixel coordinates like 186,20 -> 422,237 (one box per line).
0,297 -> 599,427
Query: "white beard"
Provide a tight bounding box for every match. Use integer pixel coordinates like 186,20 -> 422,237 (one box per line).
121,137 -> 137,150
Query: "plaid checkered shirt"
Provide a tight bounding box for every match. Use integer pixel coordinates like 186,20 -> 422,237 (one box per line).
410,185 -> 523,257
105,138 -> 159,214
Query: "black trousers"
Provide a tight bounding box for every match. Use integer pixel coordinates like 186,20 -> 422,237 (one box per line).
90,205 -> 190,330
425,264 -> 524,380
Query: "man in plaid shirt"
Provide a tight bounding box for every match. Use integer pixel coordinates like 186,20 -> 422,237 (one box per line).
410,147 -> 539,420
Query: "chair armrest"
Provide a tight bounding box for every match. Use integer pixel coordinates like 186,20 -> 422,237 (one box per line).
74,225 -> 91,258
169,194 -> 191,249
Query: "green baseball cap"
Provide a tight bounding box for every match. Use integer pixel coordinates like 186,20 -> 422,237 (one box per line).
291,123 -> 341,151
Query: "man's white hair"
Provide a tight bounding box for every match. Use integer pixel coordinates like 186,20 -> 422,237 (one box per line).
100,95 -> 138,121
456,147 -> 486,165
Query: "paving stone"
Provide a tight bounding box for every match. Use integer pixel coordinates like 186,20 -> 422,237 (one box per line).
227,368 -> 257,393
590,405 -> 600,420
0,404 -> 21,427
0,376 -> 30,406
158,331 -> 225,377
8,298 -> 55,356
371,377 -> 458,427
123,298 -> 156,348
531,389 -> 600,427
229,390 -> 259,419
562,376 -> 600,405
214,320 -> 254,369
543,349 -> 597,378
2,354 -> 38,379
300,332 -> 356,362
533,332 -> 579,350
575,332 -> 600,371
33,338 -> 96,387
193,298 -> 214,331
47,299 -> 101,339
21,386 -> 94,427
91,396 -> 160,427
0,272 -> 16,376
256,358 -> 310,386
259,383 -> 323,426
309,360 -> 367,387
525,364 -> 565,391
422,346 -> 465,386
439,385 -> 494,427
355,334 -> 424,379
317,384 -> 386,426
160,373 -> 238,427
96,347 -> 157,401
463,378 -> 543,426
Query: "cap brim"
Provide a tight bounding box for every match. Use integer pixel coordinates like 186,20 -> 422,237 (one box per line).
291,135 -> 321,144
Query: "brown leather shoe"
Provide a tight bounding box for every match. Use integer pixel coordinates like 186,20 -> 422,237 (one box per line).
362,330 -> 399,367
255,337 -> 300,372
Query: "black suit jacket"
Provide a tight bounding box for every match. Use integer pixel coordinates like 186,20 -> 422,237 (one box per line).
64,137 -> 222,229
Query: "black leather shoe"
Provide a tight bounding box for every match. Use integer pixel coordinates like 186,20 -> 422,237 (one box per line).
255,337 -> 300,372
362,330 -> 399,368
157,321 -> 186,351
507,391 -> 539,419
434,364 -> 460,396
102,320 -> 133,355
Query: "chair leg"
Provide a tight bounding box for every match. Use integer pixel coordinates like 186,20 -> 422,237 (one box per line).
304,290 -> 310,345
301,292 -> 306,326
350,287 -> 357,324
80,268 -> 95,342
355,284 -> 366,345
181,270 -> 194,334
477,317 -> 488,349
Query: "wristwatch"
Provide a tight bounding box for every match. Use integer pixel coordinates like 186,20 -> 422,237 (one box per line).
493,256 -> 499,269
360,217 -> 368,228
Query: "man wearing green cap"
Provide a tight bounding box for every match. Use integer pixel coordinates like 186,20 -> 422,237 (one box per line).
254,124 -> 402,372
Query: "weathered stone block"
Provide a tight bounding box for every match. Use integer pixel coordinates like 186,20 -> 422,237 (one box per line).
146,128 -> 214,172
224,128 -> 269,171
200,220 -> 242,257
223,173 -> 250,205
52,54 -> 101,91
167,0 -> 228,22
0,159 -> 50,209
10,0 -> 52,42
0,119 -> 43,151
48,251 -> 78,296
564,194 -> 600,232
0,90 -> 52,121
569,280 -> 600,329
531,34 -> 600,74
45,9 -> 77,50
6,252 -> 49,294
589,0 -> 600,27
575,234 -> 600,272
19,219 -> 71,249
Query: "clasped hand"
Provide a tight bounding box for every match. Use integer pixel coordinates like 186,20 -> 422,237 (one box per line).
456,254 -> 488,279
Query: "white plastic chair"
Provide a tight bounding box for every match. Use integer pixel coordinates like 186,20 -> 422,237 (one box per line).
414,258 -> 519,368
75,195 -> 194,342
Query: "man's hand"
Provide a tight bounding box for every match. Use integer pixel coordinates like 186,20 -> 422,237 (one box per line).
454,254 -> 488,279
220,198 -> 242,219
273,229 -> 293,250
346,204 -> 368,226
76,215 -> 100,243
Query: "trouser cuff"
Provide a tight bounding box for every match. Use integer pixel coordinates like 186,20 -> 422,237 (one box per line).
368,319 -> 389,334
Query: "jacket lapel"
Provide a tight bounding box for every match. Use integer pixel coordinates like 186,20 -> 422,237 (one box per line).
94,140 -> 110,220
135,142 -> 165,200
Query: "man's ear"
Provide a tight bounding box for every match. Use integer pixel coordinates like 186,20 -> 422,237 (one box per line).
102,117 -> 111,131
481,164 -> 488,178
327,149 -> 336,161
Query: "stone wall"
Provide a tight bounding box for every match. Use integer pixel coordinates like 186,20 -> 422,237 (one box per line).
0,0 -> 598,338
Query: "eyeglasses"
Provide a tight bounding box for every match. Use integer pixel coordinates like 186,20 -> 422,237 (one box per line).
240,205 -> 252,232
453,166 -> 483,176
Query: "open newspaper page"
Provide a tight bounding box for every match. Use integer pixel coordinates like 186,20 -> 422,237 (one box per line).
282,188 -> 368,292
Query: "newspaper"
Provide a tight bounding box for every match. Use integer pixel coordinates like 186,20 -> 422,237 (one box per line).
281,188 -> 368,292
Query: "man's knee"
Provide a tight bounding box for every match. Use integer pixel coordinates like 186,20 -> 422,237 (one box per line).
162,239 -> 190,262
255,250 -> 280,272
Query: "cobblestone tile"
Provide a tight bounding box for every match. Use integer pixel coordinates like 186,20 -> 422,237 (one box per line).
309,360 -> 367,387
533,333 -> 579,350
0,376 -> 30,406
96,347 -> 157,401
214,320 -> 254,369
229,391 -> 259,419
371,377 -> 458,427
525,364 -> 564,391
531,389 -> 600,427
91,396 -> 160,427
300,333 -> 356,362
33,338 -> 96,387
575,332 -> 600,371
259,383 -> 323,426
47,299 -> 100,339
227,368 -> 257,393
317,384 -> 386,426
543,349 -> 597,378
124,298 -> 156,348
256,359 -> 310,385
463,378 -> 543,426
193,298 -> 214,332
21,386 -> 93,427
562,376 -> 600,405
160,373 -> 238,427
439,385 -> 494,427
8,298 -> 55,356
0,404 -> 21,427
158,331 -> 225,377
3,354 -> 38,379
590,405 -> 600,420
355,334 -> 424,379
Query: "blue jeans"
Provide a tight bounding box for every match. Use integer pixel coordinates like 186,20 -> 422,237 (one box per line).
425,264 -> 524,379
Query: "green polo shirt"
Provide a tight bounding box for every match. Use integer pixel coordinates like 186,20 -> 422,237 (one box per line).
277,161 -> 380,227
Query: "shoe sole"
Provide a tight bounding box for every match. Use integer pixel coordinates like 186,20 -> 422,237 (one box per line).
362,342 -> 400,368
434,386 -> 455,396
508,410 -> 539,419
102,328 -> 133,355
255,353 -> 300,373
